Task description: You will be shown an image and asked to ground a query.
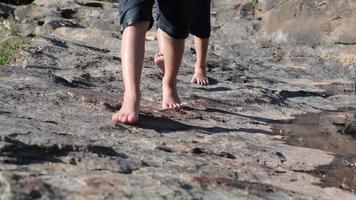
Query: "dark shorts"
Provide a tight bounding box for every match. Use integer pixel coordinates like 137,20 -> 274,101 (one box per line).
119,0 -> 192,39
190,0 -> 211,38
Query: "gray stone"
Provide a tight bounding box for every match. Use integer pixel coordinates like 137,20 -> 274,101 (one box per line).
0,173 -> 12,200
0,0 -> 356,199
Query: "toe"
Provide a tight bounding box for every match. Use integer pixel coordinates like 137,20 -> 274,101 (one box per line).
112,113 -> 120,123
127,114 -> 137,124
175,103 -> 181,109
121,115 -> 128,124
117,113 -> 123,123
112,114 -> 116,122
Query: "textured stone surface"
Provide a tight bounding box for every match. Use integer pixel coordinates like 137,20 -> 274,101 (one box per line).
0,0 -> 356,199
258,0 -> 356,65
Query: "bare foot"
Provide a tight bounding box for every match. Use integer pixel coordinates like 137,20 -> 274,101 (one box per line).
112,92 -> 140,124
154,52 -> 165,74
191,70 -> 209,86
162,82 -> 182,110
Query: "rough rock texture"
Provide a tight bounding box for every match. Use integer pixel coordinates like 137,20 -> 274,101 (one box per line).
0,0 -> 356,199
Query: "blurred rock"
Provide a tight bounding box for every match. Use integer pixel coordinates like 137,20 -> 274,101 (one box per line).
0,0 -> 34,5
343,121 -> 356,136
259,0 -> 356,47
0,2 -> 16,18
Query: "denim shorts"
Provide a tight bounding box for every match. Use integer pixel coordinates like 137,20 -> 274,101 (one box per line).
119,0 -> 193,39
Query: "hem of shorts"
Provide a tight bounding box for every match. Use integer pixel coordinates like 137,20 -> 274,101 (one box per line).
120,17 -> 153,33
190,32 -> 211,39
190,27 -> 211,38
157,23 -> 189,40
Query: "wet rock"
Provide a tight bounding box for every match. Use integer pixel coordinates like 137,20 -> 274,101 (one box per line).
181,175 -> 310,199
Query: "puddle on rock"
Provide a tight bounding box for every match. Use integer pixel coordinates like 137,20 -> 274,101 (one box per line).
273,111 -> 356,192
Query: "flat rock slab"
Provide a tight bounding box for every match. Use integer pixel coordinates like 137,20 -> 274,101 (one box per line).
0,0 -> 356,199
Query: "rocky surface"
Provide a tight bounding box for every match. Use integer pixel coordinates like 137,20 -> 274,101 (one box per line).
0,0 -> 356,199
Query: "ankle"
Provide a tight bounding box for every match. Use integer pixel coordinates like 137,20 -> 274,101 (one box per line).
194,64 -> 206,72
194,68 -> 206,75
123,90 -> 141,99
162,78 -> 176,88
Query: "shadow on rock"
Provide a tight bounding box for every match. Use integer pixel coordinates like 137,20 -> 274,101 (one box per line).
204,107 -> 291,125
0,136 -> 126,165
137,113 -> 271,135
195,86 -> 231,92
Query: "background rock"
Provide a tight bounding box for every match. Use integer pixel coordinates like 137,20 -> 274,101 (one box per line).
0,0 -> 34,5
0,2 -> 16,18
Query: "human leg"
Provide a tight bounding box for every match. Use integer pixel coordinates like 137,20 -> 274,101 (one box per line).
159,29 -> 185,109
191,36 -> 209,85
113,0 -> 153,124
156,0 -> 192,109
190,0 -> 211,86
112,22 -> 149,124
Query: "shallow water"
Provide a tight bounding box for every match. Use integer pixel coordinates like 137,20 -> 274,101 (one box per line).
273,111 -> 356,192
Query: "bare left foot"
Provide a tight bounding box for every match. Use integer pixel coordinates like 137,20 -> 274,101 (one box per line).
162,81 -> 182,110
191,70 -> 209,86
112,91 -> 140,125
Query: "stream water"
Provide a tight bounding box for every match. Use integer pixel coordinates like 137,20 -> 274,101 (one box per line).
274,111 -> 356,192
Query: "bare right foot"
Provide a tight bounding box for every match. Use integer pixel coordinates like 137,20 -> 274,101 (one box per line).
191,69 -> 209,86
112,92 -> 140,125
154,52 -> 165,74
162,81 -> 182,110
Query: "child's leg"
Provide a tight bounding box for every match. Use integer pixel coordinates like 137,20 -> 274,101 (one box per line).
191,36 -> 209,85
155,31 -> 210,86
156,0 -> 192,110
159,29 -> 185,109
190,0 -> 211,86
113,0 -> 154,124
112,22 -> 149,124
